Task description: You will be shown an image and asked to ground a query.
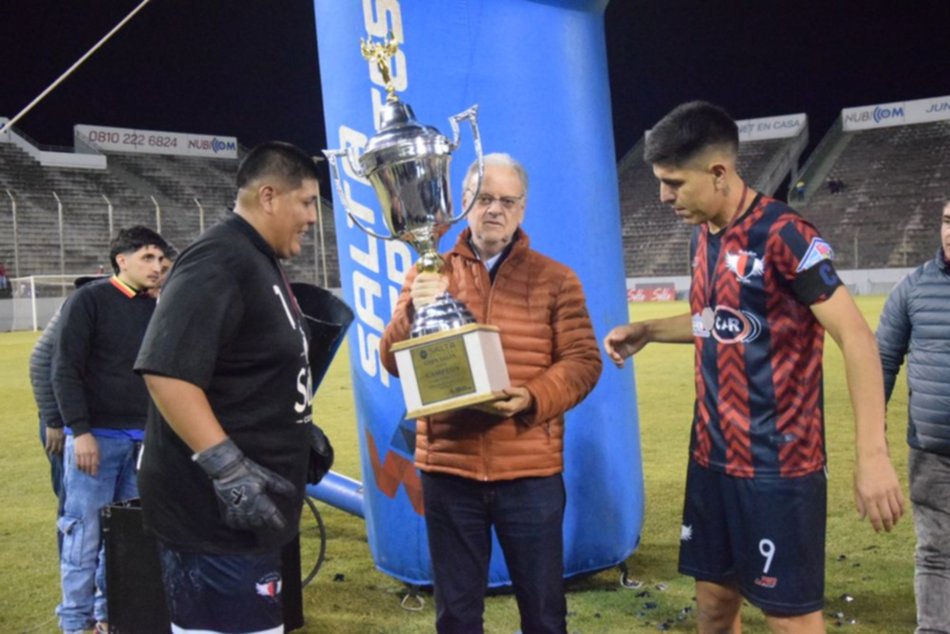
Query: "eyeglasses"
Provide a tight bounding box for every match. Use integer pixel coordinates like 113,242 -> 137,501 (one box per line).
469,192 -> 524,211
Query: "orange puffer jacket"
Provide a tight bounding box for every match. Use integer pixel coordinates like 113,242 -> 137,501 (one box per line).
380,228 -> 602,481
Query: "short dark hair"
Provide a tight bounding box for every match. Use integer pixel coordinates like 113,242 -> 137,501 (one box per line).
109,226 -> 168,274
236,141 -> 320,190
644,101 -> 739,166
162,240 -> 179,261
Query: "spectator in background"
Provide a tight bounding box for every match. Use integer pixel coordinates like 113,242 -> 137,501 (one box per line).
794,179 -> 806,200
147,242 -> 176,298
876,200 -> 950,634
52,226 -> 169,634
0,261 -> 10,298
30,245 -> 174,560
827,176 -> 845,195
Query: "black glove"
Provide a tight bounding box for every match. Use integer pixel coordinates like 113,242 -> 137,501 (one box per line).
306,423 -> 334,485
194,438 -> 295,531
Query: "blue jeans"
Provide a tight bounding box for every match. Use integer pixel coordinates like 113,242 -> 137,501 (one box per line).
39,421 -> 66,554
57,434 -> 139,631
421,472 -> 567,634
909,448 -> 950,634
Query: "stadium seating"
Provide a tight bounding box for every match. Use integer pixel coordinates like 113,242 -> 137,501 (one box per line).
618,137 -> 793,277
801,121 -> 950,269
0,143 -> 140,274
0,141 -> 340,286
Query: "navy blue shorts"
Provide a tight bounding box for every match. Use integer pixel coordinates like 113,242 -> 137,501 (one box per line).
678,461 -> 827,616
158,543 -> 284,633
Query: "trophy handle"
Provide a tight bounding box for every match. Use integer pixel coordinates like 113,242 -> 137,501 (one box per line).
447,105 -> 484,224
322,147 -> 394,241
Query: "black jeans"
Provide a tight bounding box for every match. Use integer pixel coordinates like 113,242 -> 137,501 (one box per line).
421,472 -> 567,634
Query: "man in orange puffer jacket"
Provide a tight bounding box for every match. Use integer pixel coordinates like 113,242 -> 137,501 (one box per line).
381,152 -> 602,634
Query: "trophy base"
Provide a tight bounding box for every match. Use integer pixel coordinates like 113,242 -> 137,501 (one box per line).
391,323 -> 510,419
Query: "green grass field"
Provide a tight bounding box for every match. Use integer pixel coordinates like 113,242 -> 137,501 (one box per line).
0,296 -> 916,633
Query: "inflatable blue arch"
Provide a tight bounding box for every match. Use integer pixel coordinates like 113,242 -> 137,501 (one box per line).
311,0 -> 643,587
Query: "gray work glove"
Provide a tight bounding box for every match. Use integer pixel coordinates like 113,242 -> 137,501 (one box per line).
194,438 -> 295,531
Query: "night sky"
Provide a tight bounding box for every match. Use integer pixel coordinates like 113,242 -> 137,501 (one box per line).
1,1 -> 948,162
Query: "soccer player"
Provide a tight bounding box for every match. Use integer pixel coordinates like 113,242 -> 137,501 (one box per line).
135,141 -> 321,633
603,101 -> 904,633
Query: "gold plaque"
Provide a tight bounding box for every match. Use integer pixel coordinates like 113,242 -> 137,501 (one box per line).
411,336 -> 476,405
391,324 -> 509,420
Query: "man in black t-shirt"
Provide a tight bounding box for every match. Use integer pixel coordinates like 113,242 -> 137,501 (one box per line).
135,142 -> 321,634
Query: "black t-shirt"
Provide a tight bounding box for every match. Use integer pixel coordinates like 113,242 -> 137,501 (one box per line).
135,214 -> 312,554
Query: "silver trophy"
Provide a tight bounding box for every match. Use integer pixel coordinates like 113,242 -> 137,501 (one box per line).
323,34 -> 484,339
323,34 -> 509,419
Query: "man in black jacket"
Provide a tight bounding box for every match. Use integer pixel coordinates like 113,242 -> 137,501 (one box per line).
877,200 -> 950,633
52,226 -> 169,634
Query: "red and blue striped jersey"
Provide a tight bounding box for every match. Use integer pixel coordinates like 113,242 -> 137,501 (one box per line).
688,195 -> 842,478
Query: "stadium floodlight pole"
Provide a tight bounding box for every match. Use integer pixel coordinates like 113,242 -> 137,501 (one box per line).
194,197 -> 204,234
0,0 -> 152,135
5,189 -> 19,277
102,194 -> 114,238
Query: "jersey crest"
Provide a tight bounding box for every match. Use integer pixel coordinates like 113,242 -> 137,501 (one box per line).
724,249 -> 765,283
796,237 -> 834,273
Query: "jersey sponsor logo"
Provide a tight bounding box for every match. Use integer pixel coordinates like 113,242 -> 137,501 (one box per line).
711,306 -> 762,344
796,237 -> 834,273
255,572 -> 282,600
724,249 -> 765,284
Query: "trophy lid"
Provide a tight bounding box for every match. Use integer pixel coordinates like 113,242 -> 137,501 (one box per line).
359,100 -> 453,175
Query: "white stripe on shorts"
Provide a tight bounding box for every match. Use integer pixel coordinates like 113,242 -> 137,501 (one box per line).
171,624 -> 283,634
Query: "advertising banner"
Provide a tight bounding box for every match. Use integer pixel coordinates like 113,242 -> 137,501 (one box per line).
736,113 -> 807,141
628,284 -> 677,302
74,124 -> 238,158
841,95 -> 950,131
